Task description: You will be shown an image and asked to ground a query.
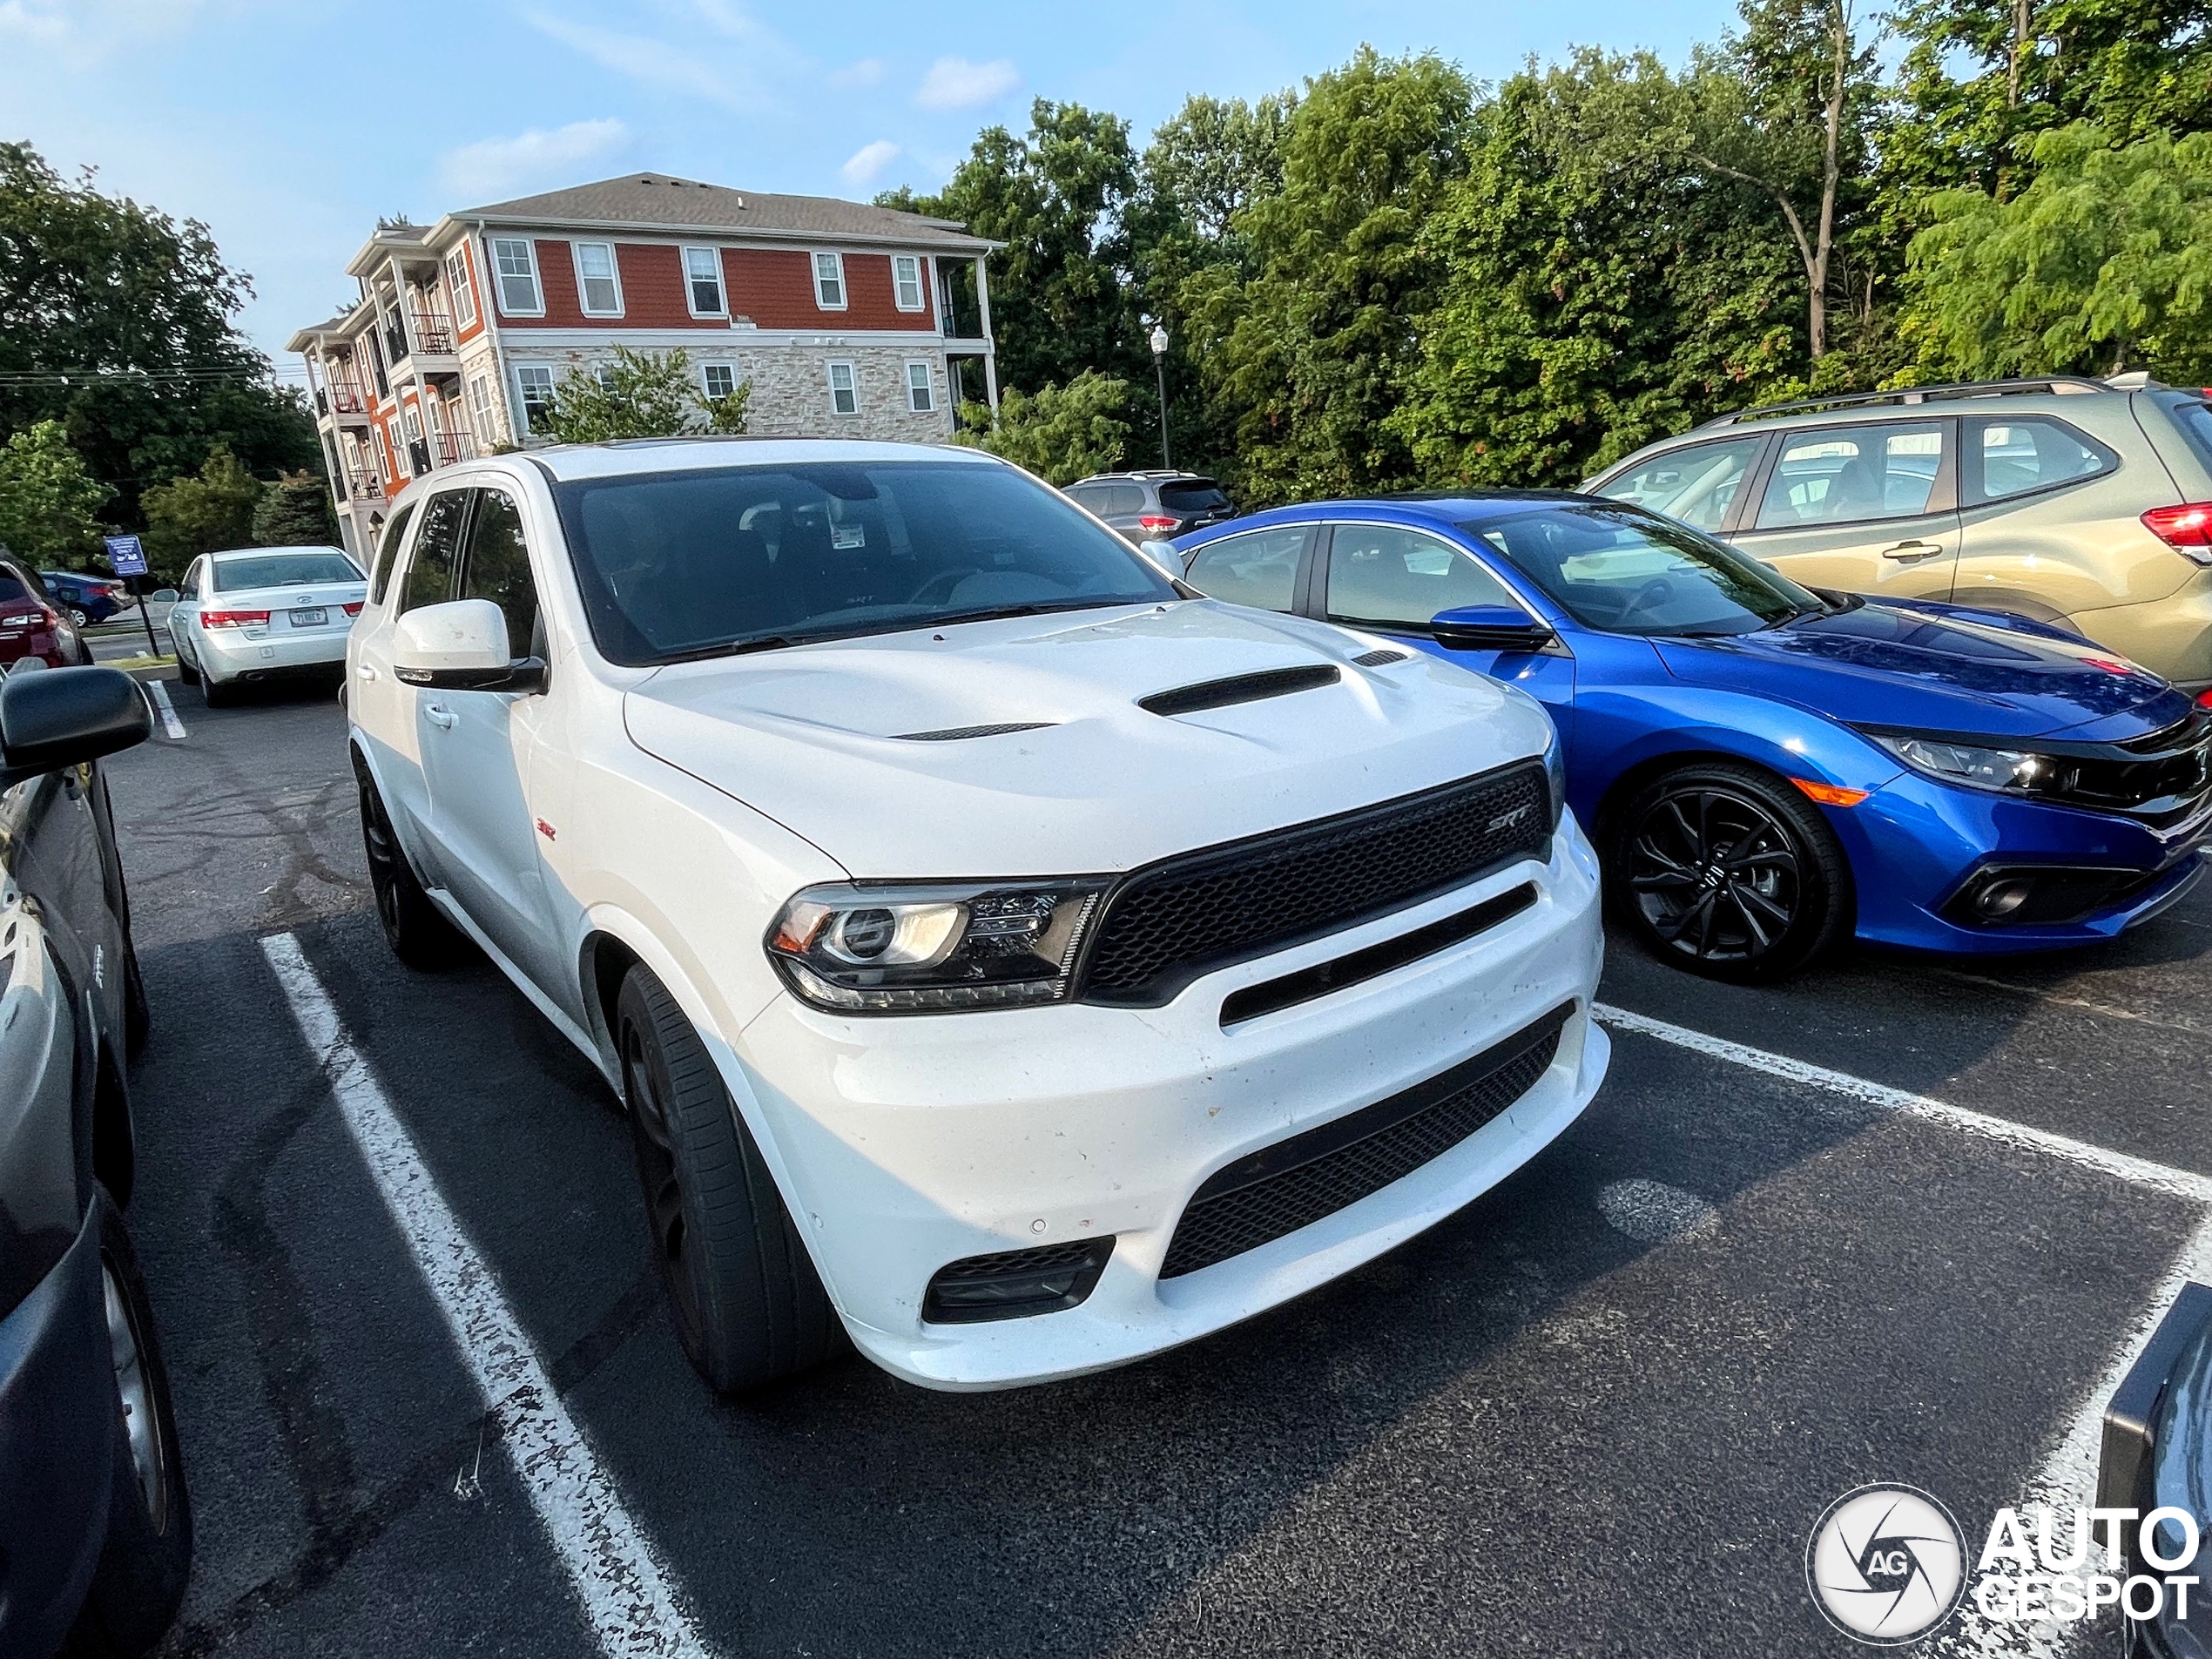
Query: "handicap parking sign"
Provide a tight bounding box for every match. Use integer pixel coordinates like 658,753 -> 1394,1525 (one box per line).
104,534 -> 148,577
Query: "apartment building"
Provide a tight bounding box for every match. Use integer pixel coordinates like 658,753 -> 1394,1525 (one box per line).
287,172 -> 1001,561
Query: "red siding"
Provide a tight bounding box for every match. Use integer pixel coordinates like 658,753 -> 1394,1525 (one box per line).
611,242 -> 718,328
495,237 -> 945,333
526,238 -> 586,327
719,247 -> 817,328
841,253 -> 933,328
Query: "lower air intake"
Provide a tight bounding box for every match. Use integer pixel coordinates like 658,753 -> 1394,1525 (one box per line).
1159,1003 -> 1572,1278
922,1236 -> 1116,1323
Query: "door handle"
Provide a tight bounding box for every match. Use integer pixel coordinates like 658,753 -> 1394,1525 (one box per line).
1881,540 -> 1946,560
357,664 -> 378,681
424,704 -> 455,729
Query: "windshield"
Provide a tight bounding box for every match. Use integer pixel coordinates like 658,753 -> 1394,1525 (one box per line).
550,459 -> 1180,665
212,551 -> 363,591
1463,502 -> 1821,637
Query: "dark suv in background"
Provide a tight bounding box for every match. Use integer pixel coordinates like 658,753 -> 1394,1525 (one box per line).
1065,471 -> 1236,543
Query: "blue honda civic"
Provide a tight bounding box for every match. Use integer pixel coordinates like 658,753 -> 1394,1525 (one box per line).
1171,493 -> 2212,981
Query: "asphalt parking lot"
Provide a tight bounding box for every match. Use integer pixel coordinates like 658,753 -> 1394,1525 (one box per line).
105,676 -> 2210,1659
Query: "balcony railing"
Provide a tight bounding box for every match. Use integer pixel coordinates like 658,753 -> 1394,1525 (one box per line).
346,468 -> 385,499
328,381 -> 367,414
430,428 -> 477,467
411,309 -> 455,356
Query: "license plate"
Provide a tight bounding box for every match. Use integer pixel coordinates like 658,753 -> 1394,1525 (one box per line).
289,606 -> 327,627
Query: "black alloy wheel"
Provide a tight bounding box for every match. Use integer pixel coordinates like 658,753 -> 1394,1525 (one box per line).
614,964 -> 843,1393
1613,761 -> 1851,983
354,767 -> 459,968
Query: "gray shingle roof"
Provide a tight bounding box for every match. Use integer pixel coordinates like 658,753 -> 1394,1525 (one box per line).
453,173 -> 987,247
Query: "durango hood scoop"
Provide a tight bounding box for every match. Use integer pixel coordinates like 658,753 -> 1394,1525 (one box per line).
1653,599 -> 2192,740
622,600 -> 1553,879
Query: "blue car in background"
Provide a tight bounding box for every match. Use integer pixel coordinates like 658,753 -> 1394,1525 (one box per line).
1173,493 -> 2212,980
40,570 -> 126,627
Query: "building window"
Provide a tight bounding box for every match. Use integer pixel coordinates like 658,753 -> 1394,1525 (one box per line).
491,239 -> 542,315
826,360 -> 858,416
701,362 -> 738,401
593,362 -> 619,389
467,373 -> 496,444
893,254 -> 924,312
905,360 -> 934,413
574,242 -> 623,316
685,247 -> 725,316
446,250 -> 476,328
516,365 -> 556,433
813,252 -> 846,310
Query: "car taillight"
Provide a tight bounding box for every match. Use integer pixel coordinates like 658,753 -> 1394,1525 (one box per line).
342,602 -> 363,617
1137,515 -> 1177,533
0,612 -> 39,629
201,609 -> 270,629
2198,688 -> 2212,710
2142,503 -> 2212,563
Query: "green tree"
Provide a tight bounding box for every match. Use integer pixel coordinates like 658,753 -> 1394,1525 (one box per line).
1905,123 -> 2212,380
537,347 -> 750,442
953,372 -> 1133,484
1686,0 -> 1886,359
0,420 -> 113,568
1886,0 -> 2212,199
884,102 -> 1145,395
252,469 -> 339,546
1390,51 -> 1807,489
0,143 -> 320,526
1182,48 -> 1477,503
140,447 -> 261,576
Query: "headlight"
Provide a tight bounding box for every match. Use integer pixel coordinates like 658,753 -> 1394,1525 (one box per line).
1870,732 -> 2060,795
1542,731 -> 1568,832
766,879 -> 1109,1013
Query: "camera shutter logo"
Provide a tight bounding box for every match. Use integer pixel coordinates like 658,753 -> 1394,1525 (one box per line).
1806,1485 -> 1967,1644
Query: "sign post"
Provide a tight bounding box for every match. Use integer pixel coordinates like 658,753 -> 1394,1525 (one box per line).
102,536 -> 160,659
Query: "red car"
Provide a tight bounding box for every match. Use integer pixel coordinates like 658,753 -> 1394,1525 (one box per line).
0,560 -> 89,672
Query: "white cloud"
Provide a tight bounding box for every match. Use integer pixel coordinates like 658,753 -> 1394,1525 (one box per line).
439,119 -> 631,202
840,140 -> 900,187
525,11 -> 778,111
914,56 -> 1019,112
0,0 -> 215,65
831,57 -> 886,89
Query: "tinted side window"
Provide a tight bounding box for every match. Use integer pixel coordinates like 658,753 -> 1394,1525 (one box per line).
1595,437 -> 1764,532
1325,525 -> 1515,631
2155,395 -> 2212,473
180,559 -> 204,600
1966,417 -> 2113,503
1158,482 -> 1231,513
0,570 -> 29,607
1753,422 -> 1946,529
369,502 -> 415,604
458,489 -> 541,657
1185,527 -> 1305,612
401,490 -> 469,613
1072,483 -> 1144,516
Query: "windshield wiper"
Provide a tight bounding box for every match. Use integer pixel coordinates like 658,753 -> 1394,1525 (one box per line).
925,599 -> 1128,629
656,634 -> 817,663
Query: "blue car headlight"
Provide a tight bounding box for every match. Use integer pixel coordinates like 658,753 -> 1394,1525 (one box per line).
1870,732 -> 2057,796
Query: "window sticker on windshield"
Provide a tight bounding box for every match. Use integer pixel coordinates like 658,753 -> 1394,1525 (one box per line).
832,523 -> 866,550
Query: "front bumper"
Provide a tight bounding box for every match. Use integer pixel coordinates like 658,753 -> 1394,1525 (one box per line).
0,1204 -> 115,1657
733,823 -> 1608,1390
1842,768 -> 2210,954
197,624 -> 348,684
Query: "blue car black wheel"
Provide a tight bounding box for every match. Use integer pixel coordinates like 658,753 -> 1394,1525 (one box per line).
1615,762 -> 1851,982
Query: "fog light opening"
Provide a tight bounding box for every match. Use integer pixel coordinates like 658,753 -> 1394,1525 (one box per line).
922,1237 -> 1116,1325
1974,877 -> 2035,921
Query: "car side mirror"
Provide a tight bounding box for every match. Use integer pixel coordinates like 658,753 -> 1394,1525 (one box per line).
1138,539 -> 1184,574
0,665 -> 151,778
1430,604 -> 1554,653
392,599 -> 545,693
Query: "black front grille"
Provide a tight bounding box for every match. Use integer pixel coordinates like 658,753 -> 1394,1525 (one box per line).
1076,760 -> 1551,1006
1160,1003 -> 1572,1278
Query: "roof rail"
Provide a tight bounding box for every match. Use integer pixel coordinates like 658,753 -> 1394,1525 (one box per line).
1695,376 -> 2121,429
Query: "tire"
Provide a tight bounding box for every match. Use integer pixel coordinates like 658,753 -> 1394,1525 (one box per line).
62,1189 -> 192,1659
170,640 -> 197,687
355,766 -> 460,968
1610,760 -> 1852,983
68,606 -> 89,629
198,672 -> 234,709
122,941 -> 150,1060
616,964 -> 842,1393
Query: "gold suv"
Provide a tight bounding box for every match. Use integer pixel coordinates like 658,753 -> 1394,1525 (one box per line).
1585,374 -> 2212,693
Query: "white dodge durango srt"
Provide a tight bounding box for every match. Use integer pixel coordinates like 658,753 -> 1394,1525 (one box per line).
345,439 -> 1610,1392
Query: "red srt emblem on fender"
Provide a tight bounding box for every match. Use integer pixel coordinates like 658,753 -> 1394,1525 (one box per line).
536,819 -> 556,841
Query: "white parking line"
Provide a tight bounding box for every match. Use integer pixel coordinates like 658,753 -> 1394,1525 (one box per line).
145,678 -> 186,741
1592,1002 -> 2212,1205
260,934 -> 709,1659
1595,1001 -> 2212,1659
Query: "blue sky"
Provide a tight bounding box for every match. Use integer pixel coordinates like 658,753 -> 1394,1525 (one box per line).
0,0 -> 1743,368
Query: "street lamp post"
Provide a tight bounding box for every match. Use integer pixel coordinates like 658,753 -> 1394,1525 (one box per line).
1150,321 -> 1172,470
